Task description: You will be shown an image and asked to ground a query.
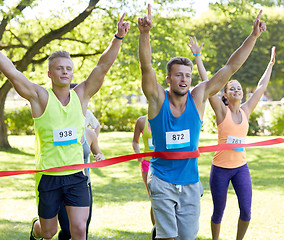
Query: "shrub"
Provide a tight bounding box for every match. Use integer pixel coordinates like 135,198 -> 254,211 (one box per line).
268,105 -> 284,136
94,104 -> 147,132
248,108 -> 264,136
202,104 -> 217,134
5,105 -> 34,135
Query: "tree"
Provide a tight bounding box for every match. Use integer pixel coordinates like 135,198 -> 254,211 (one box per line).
0,0 -> 100,148
189,5 -> 284,100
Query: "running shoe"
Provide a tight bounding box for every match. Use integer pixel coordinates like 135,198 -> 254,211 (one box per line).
30,217 -> 43,240
151,225 -> 156,240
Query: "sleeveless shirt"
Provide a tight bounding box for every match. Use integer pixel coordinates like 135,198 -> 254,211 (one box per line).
149,90 -> 203,185
141,116 -> 153,161
34,88 -> 85,175
212,106 -> 248,168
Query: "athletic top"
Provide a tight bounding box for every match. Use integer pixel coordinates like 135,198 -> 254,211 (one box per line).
85,109 -> 99,129
34,88 -> 85,175
142,116 -> 153,161
82,132 -> 91,184
149,90 -> 202,185
212,106 -> 248,168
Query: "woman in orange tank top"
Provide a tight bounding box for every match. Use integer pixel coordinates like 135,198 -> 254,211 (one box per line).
188,37 -> 275,240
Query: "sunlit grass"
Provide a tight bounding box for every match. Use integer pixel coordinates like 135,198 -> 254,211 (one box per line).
0,133 -> 283,239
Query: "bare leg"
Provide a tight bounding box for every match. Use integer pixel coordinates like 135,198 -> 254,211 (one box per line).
142,171 -> 155,225
236,219 -> 250,240
33,216 -> 58,239
66,206 -> 89,240
211,221 -> 221,240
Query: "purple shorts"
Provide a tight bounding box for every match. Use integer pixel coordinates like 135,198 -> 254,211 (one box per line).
141,159 -> 150,172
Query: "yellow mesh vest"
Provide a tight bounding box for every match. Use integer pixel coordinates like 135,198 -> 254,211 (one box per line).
141,116 -> 153,161
34,88 -> 85,176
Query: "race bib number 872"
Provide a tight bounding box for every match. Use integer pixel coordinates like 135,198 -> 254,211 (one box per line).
53,126 -> 77,146
166,129 -> 190,149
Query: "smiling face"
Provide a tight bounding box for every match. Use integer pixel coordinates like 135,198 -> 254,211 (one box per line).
224,80 -> 243,103
167,64 -> 192,96
48,57 -> 74,87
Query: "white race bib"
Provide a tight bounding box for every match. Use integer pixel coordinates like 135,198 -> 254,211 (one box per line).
226,136 -> 246,152
53,126 -> 78,146
166,129 -> 190,149
148,138 -> 154,150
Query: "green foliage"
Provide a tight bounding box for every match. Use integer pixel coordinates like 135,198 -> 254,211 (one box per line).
1,0 -> 283,140
191,6 -> 284,101
248,107 -> 264,136
94,103 -> 147,132
268,105 -> 284,135
202,104 -> 217,134
4,105 -> 34,135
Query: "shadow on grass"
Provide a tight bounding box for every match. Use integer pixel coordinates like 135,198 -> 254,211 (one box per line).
89,228 -> 150,240
0,219 -> 30,240
246,148 -> 284,191
198,147 -> 284,192
89,229 -> 213,240
0,147 -> 34,157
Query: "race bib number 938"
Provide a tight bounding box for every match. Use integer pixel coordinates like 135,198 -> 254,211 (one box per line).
53,126 -> 78,146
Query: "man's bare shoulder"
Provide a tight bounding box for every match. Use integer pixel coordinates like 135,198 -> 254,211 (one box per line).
191,81 -> 207,99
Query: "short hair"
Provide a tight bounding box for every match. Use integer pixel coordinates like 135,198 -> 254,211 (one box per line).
48,51 -> 72,69
166,57 -> 193,76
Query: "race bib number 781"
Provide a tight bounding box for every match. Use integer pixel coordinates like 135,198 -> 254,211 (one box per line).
226,135 -> 246,152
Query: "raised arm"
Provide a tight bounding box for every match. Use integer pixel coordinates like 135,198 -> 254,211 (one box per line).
132,116 -> 146,162
187,36 -> 208,81
76,13 -> 130,103
138,4 -> 164,118
202,10 -> 266,100
187,36 -> 226,121
242,46 -> 276,117
0,52 -> 47,117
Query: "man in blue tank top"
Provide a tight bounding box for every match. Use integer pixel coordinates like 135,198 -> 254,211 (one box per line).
138,4 -> 266,240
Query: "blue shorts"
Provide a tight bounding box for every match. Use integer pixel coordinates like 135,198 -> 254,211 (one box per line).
38,171 -> 90,219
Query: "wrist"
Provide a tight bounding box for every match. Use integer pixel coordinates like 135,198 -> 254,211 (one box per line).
114,34 -> 124,40
193,53 -> 201,56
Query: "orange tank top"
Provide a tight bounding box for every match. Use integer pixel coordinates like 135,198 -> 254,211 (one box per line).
212,106 -> 249,168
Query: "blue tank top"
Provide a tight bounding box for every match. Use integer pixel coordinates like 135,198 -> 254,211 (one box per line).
149,90 -> 203,185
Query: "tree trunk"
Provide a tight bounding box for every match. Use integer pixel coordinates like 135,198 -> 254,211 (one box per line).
0,80 -> 12,148
0,0 -> 100,149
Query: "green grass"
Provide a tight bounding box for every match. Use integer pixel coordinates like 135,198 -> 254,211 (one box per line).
0,133 -> 283,239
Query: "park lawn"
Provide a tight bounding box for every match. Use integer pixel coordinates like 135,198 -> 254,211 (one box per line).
0,132 -> 283,239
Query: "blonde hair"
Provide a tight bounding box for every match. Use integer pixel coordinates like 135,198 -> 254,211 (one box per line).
48,51 -> 72,69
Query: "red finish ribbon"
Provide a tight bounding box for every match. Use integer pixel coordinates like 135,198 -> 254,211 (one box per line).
0,138 -> 283,177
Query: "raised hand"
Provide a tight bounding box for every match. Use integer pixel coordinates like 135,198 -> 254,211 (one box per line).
252,10 -> 266,38
138,3 -> 153,33
270,46 -> 276,65
116,13 -> 130,38
187,36 -> 204,55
